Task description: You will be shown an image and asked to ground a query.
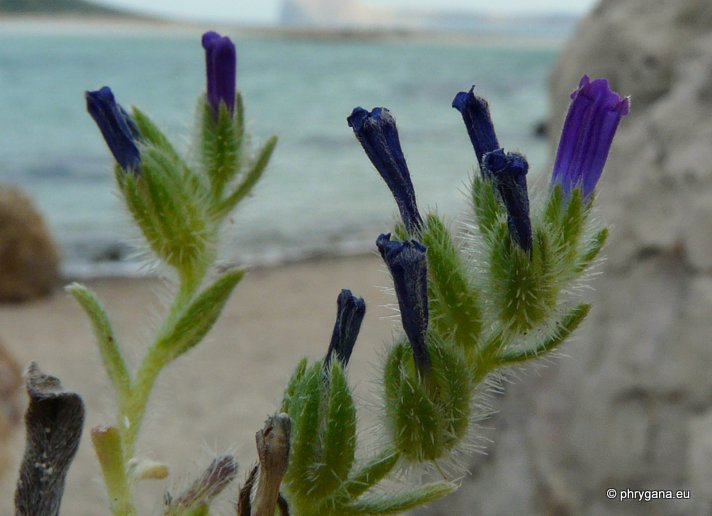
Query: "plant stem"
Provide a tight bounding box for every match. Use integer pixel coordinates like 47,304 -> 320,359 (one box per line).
121,267 -> 206,468
92,426 -> 136,516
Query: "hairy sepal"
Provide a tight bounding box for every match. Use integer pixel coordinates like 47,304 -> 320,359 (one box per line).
383,338 -> 472,463
117,144 -> 215,274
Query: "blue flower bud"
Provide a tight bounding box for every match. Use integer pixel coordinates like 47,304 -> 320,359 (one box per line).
348,107 -> 423,234
484,149 -> 532,254
452,86 -> 500,174
85,86 -> 141,172
324,289 -> 366,368
551,75 -> 630,199
202,31 -> 237,118
376,233 -> 430,373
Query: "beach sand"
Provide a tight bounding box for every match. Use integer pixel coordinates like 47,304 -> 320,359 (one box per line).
0,254 -> 400,514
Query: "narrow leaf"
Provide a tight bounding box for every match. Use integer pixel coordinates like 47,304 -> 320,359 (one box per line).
337,450 -> 399,501
154,269 -> 244,365
422,214 -> 482,349
311,363 -> 356,497
496,303 -> 591,365
131,107 -> 182,165
215,135 -> 277,218
574,227 -> 608,273
342,482 -> 456,515
471,176 -> 503,240
284,363 -> 321,498
67,284 -> 131,403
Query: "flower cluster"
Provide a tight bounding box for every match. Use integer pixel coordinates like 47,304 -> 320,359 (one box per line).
346,75 -> 629,466
71,27 -> 631,516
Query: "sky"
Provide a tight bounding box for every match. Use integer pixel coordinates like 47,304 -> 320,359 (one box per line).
94,0 -> 599,24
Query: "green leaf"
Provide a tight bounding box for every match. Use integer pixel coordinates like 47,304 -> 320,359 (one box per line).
67,284 -> 131,403
422,214 -> 482,349
341,482 -> 456,515
544,183 -> 563,227
131,107 -> 182,165
496,303 -> 591,365
153,270 -> 244,365
281,358 -> 308,414
574,227 -> 608,273
337,450 -> 399,502
471,176 -> 503,241
310,362 -> 357,498
284,363 -> 322,499
214,135 -> 277,218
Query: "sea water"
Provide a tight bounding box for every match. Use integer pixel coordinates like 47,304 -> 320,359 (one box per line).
0,25 -> 558,276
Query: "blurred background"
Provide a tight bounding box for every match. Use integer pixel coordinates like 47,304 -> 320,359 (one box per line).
0,0 -> 591,277
1,0 -> 712,514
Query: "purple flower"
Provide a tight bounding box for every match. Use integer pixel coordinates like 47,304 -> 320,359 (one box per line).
202,31 -> 237,118
483,149 -> 532,254
551,75 -> 630,199
85,86 -> 141,172
452,86 -> 500,175
348,107 -> 423,234
324,289 -> 366,368
377,233 -> 430,373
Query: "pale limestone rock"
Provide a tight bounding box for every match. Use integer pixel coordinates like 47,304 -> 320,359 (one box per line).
418,0 -> 712,514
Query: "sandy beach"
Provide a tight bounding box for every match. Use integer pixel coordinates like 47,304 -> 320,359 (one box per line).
0,254 -> 400,514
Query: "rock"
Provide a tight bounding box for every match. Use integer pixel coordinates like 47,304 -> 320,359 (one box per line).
0,185 -> 59,301
419,1 -> 712,515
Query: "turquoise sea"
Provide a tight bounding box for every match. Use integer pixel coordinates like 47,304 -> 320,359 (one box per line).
0,25 -> 559,276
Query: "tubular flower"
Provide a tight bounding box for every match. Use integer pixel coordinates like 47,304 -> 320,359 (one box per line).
551,75 -> 630,199
348,107 -> 423,234
377,233 -> 430,373
85,86 -> 141,172
452,86 -> 500,174
484,149 -> 532,254
202,31 -> 237,118
324,289 -> 366,368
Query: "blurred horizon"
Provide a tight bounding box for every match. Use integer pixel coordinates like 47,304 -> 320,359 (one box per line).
84,0 -> 596,26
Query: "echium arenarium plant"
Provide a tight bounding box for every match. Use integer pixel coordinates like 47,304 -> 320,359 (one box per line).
11,30 -> 628,516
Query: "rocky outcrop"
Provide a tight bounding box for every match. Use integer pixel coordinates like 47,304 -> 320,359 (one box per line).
0,185 -> 59,302
418,1 -> 712,515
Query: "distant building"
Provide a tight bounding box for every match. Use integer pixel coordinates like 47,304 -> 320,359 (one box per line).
278,0 -> 578,36
279,0 -> 397,28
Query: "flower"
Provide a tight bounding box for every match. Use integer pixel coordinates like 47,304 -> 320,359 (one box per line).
483,149 -> 532,253
551,75 -> 630,199
452,86 -> 500,174
85,86 -> 141,172
324,289 -> 366,368
202,31 -> 237,118
348,107 -> 423,234
377,233 -> 430,373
